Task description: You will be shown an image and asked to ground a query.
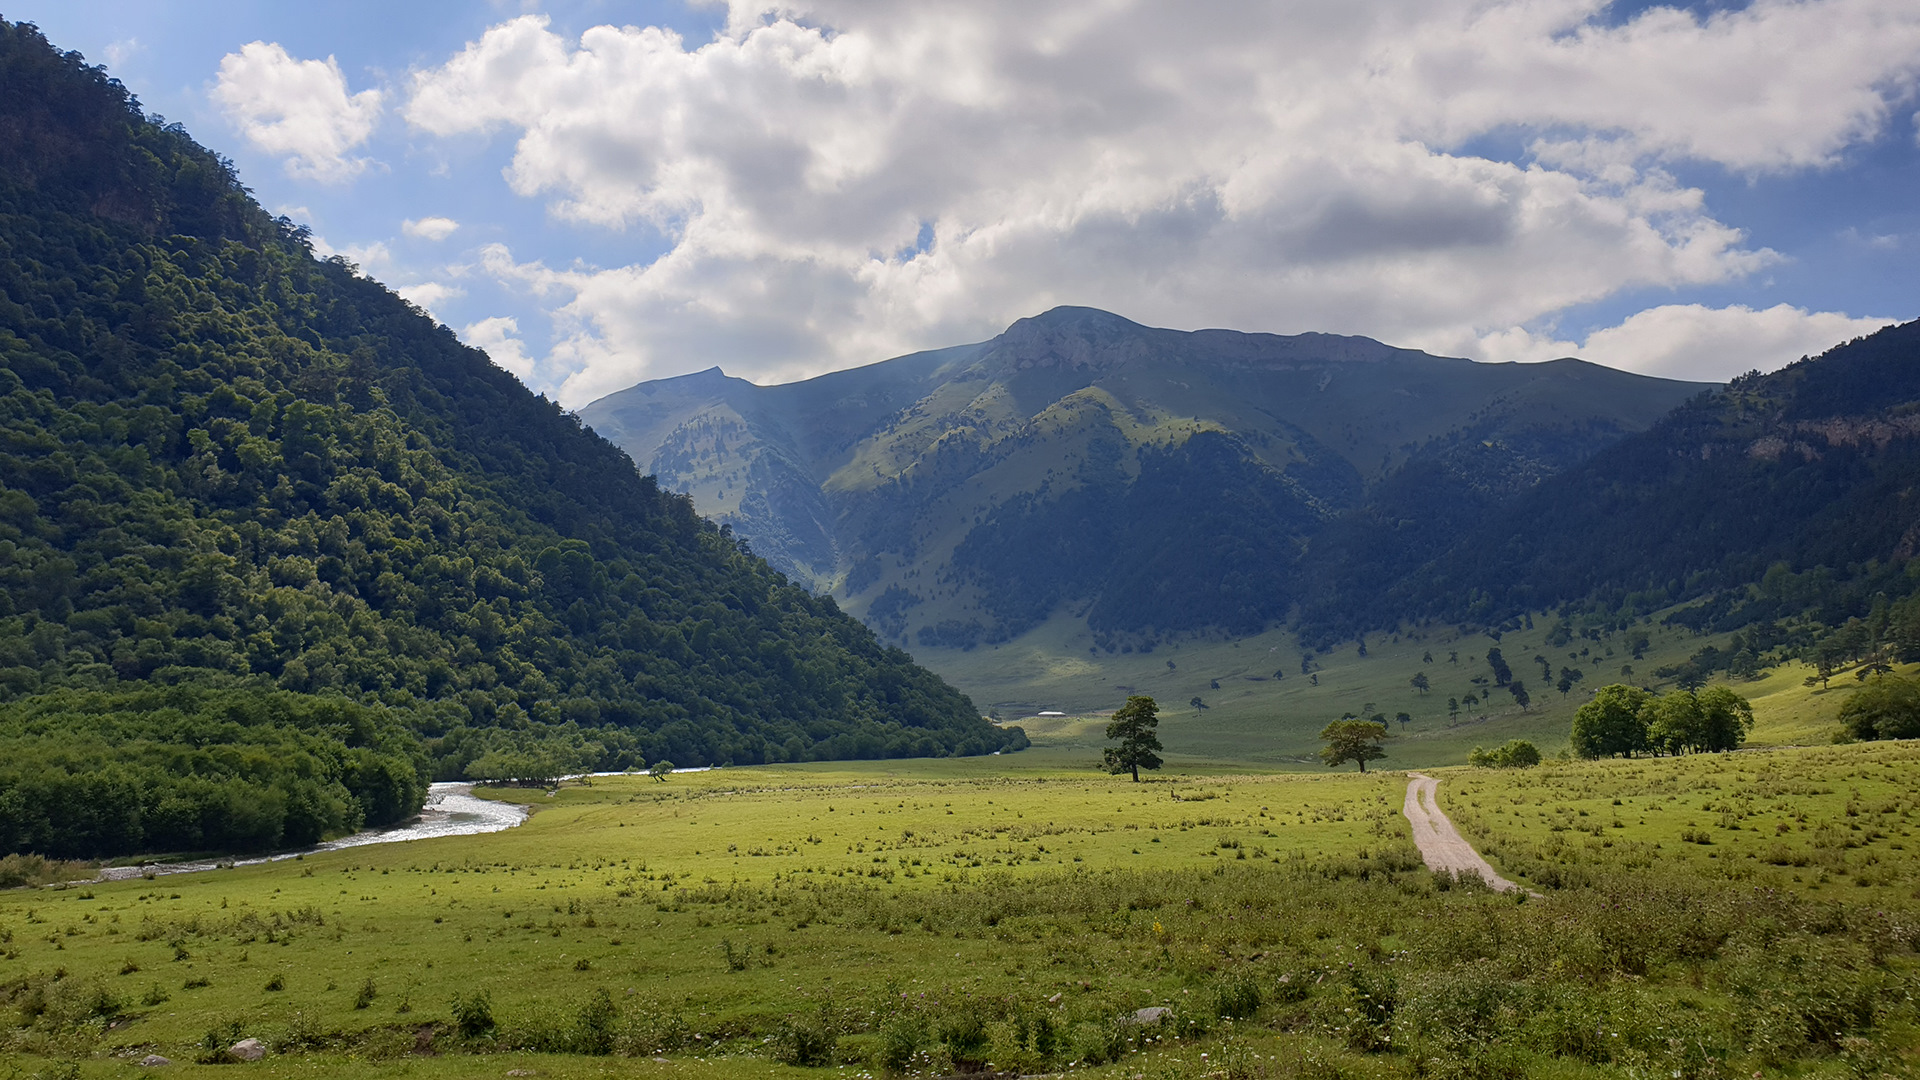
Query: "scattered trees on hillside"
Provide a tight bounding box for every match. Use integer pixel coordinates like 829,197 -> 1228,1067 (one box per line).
1487,648 -> 1513,686
1103,696 -> 1163,782
1318,719 -> 1388,773
1571,684 -> 1753,758
1508,681 -> 1531,710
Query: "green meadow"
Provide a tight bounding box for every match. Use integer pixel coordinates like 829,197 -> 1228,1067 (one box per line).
934,612 -> 1848,768
0,739 -> 1916,1079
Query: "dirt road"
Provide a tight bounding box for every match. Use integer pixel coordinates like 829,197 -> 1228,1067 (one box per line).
1402,772 -> 1529,894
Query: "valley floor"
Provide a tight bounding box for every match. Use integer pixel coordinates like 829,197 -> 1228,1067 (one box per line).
921,610 -> 1894,768
0,742 -> 1914,1078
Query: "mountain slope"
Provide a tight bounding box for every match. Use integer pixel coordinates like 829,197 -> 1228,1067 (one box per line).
0,18 -> 1018,859
1373,319 -> 1920,640
582,307 -> 1708,647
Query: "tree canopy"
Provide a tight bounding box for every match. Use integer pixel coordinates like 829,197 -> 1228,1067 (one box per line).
1102,695 -> 1163,782
1318,719 -> 1388,773
1571,684 -> 1751,759
1838,673 -> 1920,741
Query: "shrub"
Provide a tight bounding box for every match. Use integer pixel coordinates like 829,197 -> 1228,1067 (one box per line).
450,990 -> 495,1040
936,1009 -> 989,1070
873,1014 -> 925,1073
1469,740 -> 1542,768
1213,970 -> 1263,1020
774,1009 -> 840,1067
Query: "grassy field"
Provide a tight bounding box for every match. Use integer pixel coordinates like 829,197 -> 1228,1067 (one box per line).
926,611 -> 1856,768
1438,739 -> 1920,898
1,742 -> 1916,1079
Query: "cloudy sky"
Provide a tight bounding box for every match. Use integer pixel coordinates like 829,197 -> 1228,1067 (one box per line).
20,0 -> 1920,404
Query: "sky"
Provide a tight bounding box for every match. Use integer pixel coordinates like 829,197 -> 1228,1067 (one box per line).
14,0 -> 1920,405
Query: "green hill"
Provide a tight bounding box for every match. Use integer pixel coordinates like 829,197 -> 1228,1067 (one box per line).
1348,318 -> 1920,678
0,21 -> 1018,857
582,307 -> 1706,649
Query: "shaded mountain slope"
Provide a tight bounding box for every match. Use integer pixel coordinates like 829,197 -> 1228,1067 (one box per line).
0,15 -> 1016,862
1365,319 -> 1920,636
583,307 -> 1708,647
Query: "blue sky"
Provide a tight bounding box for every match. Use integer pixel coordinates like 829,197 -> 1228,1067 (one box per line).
12,1 -> 1919,403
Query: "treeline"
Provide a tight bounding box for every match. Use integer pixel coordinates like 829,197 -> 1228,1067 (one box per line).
1570,684 -> 1753,759
0,686 -> 426,859
0,21 -> 1019,857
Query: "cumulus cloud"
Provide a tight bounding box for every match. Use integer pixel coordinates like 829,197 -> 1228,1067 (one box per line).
394,281 -> 466,320
308,235 -> 390,270
403,216 -> 461,241
1476,303 -> 1897,381
403,2 -> 1920,402
214,41 -> 383,183
461,315 -> 537,381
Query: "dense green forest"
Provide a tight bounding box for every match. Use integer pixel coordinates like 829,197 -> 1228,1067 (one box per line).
0,21 -> 1019,857
0,686 -> 425,858
1292,320 -> 1920,671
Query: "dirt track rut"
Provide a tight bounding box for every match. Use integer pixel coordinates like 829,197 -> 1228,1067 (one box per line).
1402,772 -> 1530,894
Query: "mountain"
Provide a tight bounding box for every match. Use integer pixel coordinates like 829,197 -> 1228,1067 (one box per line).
582,307 -> 1709,649
0,22 -> 1019,857
1367,318 -> 1920,667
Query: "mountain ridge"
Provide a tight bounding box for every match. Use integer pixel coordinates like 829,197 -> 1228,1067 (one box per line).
582,307 -> 1710,648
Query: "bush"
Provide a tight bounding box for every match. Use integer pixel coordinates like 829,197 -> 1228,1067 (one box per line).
774,1009 -> 839,1067
1469,740 -> 1542,768
1212,970 -> 1264,1020
450,990 -> 495,1040
873,1014 -> 925,1073
936,1009 -> 989,1070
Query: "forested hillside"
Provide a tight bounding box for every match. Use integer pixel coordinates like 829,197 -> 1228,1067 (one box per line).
0,21 -> 1018,856
1329,320 -> 1920,669
583,307 -> 1705,648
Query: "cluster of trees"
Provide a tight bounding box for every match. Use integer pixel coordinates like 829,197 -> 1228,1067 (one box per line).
1467,739 -> 1541,769
0,686 -> 426,858
0,22 -> 1021,857
1570,684 -> 1753,759
1838,673 -> 1920,741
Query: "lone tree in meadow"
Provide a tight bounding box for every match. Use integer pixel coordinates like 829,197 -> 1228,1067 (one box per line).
649,760 -> 675,782
1103,695 -> 1164,782
1318,719 -> 1389,773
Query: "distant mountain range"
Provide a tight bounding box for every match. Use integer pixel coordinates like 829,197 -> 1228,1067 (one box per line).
581,307 -> 1709,649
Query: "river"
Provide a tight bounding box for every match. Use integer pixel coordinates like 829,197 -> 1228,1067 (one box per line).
95,782 -> 530,882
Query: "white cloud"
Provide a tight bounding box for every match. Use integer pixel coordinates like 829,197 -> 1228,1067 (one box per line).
403,216 -> 461,241
461,315 -> 537,381
103,38 -> 140,68
404,3 -> 1920,403
213,41 -> 383,183
394,281 -> 466,320
1474,303 -> 1897,381
308,235 -> 391,270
